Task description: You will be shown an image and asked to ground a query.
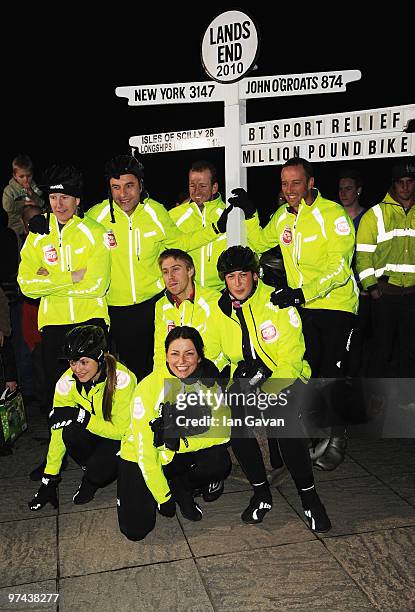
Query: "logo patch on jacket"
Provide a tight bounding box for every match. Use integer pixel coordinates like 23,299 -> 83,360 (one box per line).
43,244 -> 58,265
116,369 -> 131,389
280,226 -> 293,245
167,320 -> 176,333
104,230 -> 117,249
260,319 -> 279,343
334,216 -> 351,236
133,396 -> 145,420
56,375 -> 73,396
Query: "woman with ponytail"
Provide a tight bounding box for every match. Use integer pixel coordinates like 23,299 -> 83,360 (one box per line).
28,325 -> 136,510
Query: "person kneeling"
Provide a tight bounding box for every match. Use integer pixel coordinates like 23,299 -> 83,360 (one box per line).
28,325 -> 136,510
117,326 -> 231,542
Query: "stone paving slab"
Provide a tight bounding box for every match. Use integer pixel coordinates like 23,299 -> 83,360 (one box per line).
0,580 -> 58,611
325,526 -> 415,611
196,540 -> 375,611
0,518 -> 57,588
346,439 -> 415,475
279,475 -> 415,537
59,507 -> 191,577
376,472 -> 415,509
0,476 -> 57,523
60,559 -> 214,611
57,469 -> 118,514
179,490 -> 313,558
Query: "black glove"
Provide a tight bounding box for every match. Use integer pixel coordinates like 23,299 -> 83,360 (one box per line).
28,474 -> 61,511
216,204 -> 233,233
49,406 -> 91,430
270,287 -> 304,308
228,188 -> 256,219
28,213 -> 50,235
151,402 -> 181,451
233,360 -> 271,390
157,494 -> 176,517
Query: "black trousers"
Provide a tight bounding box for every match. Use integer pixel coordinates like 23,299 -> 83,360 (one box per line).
229,381 -> 314,491
117,445 -> 231,542
108,293 -> 163,383
62,424 -> 119,486
41,318 -> 108,413
366,292 -> 415,378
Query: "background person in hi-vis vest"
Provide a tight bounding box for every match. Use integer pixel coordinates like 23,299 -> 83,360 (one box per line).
234,157 -> 358,472
87,154 -> 253,383
356,158 -> 415,408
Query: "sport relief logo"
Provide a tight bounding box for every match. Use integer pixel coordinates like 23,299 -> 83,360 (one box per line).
280,226 -> 293,245
104,230 -> 117,249
334,216 -> 351,236
43,244 -> 58,265
260,319 -> 279,343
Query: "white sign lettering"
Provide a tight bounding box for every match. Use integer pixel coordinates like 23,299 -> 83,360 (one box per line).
201,10 -> 259,83
116,81 -> 224,106
240,70 -> 361,100
242,104 -> 415,144
129,128 -> 225,154
241,132 -> 415,166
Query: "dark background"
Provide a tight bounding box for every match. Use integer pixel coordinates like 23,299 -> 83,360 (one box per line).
4,2 -> 413,223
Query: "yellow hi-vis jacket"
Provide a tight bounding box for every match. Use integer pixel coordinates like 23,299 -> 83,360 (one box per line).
120,366 -> 230,504
45,362 -> 137,475
204,279 -> 311,392
248,190 -> 358,314
356,193 -> 415,290
153,284 -> 225,370
18,213 -> 111,329
86,196 -> 222,306
169,194 -> 262,291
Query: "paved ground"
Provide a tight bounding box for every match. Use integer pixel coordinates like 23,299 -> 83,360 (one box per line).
1,405 -> 415,611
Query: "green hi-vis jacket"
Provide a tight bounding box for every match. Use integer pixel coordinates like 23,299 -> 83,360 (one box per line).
45,362 -> 137,475
18,213 -> 111,329
204,279 -> 311,392
86,196 -> 221,306
169,195 -> 261,291
120,366 -> 230,505
153,284 -> 226,370
248,191 -> 358,314
356,193 -> 415,290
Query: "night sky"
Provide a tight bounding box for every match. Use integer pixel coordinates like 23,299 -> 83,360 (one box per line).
4,2 -> 413,223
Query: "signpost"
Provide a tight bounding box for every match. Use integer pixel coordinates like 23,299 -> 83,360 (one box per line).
115,9 -> 414,245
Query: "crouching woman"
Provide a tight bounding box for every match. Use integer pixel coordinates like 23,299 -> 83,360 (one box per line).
117,325 -> 231,541
28,325 -> 136,510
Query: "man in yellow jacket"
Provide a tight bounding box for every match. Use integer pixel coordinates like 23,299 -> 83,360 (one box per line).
356,158 -> 415,401
169,160 -> 260,291
199,246 -> 331,531
153,248 -> 224,370
87,154 -> 252,381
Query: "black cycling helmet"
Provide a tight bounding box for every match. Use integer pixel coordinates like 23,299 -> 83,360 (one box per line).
104,152 -> 145,223
62,325 -> 107,363
217,245 -> 259,280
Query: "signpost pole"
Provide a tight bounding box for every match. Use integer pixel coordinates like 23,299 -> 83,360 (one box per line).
224,82 -> 247,246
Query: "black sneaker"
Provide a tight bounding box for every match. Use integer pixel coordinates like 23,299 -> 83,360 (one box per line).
300,487 -> 331,533
202,480 -> 224,502
73,477 -> 98,505
241,493 -> 272,524
177,493 -> 203,521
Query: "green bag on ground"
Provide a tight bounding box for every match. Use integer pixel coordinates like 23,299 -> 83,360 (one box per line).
0,388 -> 27,444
